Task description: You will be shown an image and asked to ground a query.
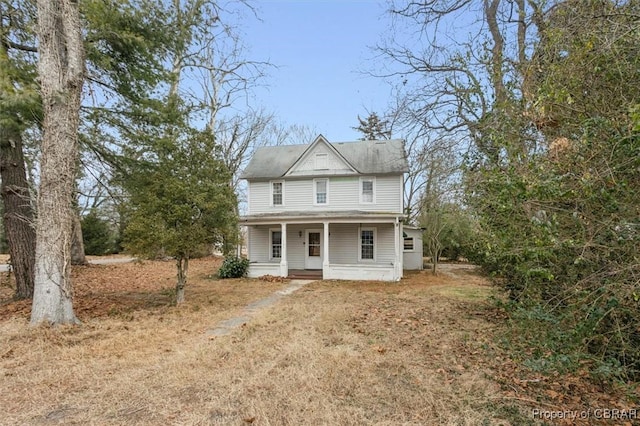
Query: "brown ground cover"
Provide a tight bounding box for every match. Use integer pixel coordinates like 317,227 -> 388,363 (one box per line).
0,259 -> 635,425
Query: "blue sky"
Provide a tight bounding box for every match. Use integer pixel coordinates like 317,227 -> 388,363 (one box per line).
243,0 -> 393,141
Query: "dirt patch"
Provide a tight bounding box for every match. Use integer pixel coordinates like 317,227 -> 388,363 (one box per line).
0,262 -> 635,425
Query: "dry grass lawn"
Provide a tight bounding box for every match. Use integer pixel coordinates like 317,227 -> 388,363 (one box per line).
0,259 -> 631,425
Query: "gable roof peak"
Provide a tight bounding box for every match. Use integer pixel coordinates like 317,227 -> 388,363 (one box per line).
240,135 -> 409,180
312,134 -> 329,144
283,134 -> 358,176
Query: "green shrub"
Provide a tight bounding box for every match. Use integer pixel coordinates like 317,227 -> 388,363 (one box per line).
218,256 -> 249,279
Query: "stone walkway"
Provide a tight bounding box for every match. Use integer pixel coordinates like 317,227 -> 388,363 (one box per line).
206,279 -> 315,337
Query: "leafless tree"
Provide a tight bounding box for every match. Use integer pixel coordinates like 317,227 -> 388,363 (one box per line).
376,0 -> 548,165
193,7 -> 275,190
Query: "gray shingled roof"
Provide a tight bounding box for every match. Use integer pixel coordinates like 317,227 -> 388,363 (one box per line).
240,138 -> 408,179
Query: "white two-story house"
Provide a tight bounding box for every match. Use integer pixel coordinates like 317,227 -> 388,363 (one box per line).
240,135 -> 409,281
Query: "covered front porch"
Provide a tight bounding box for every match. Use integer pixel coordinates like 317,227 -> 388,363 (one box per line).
240,212 -> 404,282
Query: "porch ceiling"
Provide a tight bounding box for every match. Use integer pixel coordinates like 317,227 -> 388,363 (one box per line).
240,210 -> 405,225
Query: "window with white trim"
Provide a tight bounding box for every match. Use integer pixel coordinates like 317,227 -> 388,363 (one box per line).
360,177 -> 375,203
271,181 -> 283,206
359,227 -> 376,261
270,229 -> 282,259
403,237 -> 415,252
314,178 -> 328,205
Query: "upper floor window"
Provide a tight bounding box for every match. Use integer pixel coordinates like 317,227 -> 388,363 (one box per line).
315,153 -> 328,170
314,178 -> 328,205
271,181 -> 283,206
360,177 -> 375,203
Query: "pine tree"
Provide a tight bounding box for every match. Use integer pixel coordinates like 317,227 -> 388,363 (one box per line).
353,112 -> 391,140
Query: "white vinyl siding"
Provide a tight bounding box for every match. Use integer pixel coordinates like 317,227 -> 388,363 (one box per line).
248,175 -> 402,214
402,227 -> 424,270
375,224 -> 396,264
248,227 -> 270,262
286,225 -> 305,269
328,224 -> 357,263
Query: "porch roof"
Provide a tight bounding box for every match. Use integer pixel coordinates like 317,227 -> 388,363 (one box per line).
240,210 -> 405,225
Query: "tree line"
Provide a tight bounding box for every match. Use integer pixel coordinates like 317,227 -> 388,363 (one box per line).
369,0 -> 640,381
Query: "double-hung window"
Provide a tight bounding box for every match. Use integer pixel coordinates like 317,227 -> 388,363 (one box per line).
359,227 -> 375,261
271,230 -> 282,259
271,181 -> 283,206
360,177 -> 375,203
314,178 -> 328,205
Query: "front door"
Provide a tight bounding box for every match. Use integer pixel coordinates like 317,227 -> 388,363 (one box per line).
305,229 -> 323,270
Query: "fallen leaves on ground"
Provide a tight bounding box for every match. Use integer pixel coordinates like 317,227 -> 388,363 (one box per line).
0,256 -> 223,321
258,274 -> 289,283
0,261 -> 636,425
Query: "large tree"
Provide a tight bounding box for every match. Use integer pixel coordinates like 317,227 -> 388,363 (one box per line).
1,0 -> 177,299
30,0 -> 84,325
121,114 -> 236,304
378,0 -> 541,165
1,0 -> 39,299
115,0 -> 260,303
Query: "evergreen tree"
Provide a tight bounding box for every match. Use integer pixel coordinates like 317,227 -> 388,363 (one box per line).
1,0 -> 39,299
81,209 -> 115,255
353,112 -> 391,140
120,115 -> 237,304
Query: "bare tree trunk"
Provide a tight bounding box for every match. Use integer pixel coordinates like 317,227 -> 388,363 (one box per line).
71,199 -> 86,265
175,256 -> 188,305
429,236 -> 441,275
484,0 -> 506,106
0,126 -> 36,299
31,0 -> 84,325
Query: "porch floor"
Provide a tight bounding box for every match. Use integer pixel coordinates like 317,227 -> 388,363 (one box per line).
287,269 -> 323,280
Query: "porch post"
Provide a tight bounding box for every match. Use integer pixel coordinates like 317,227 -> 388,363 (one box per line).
280,222 -> 288,277
394,217 -> 401,281
244,225 -> 250,261
323,221 -> 329,275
